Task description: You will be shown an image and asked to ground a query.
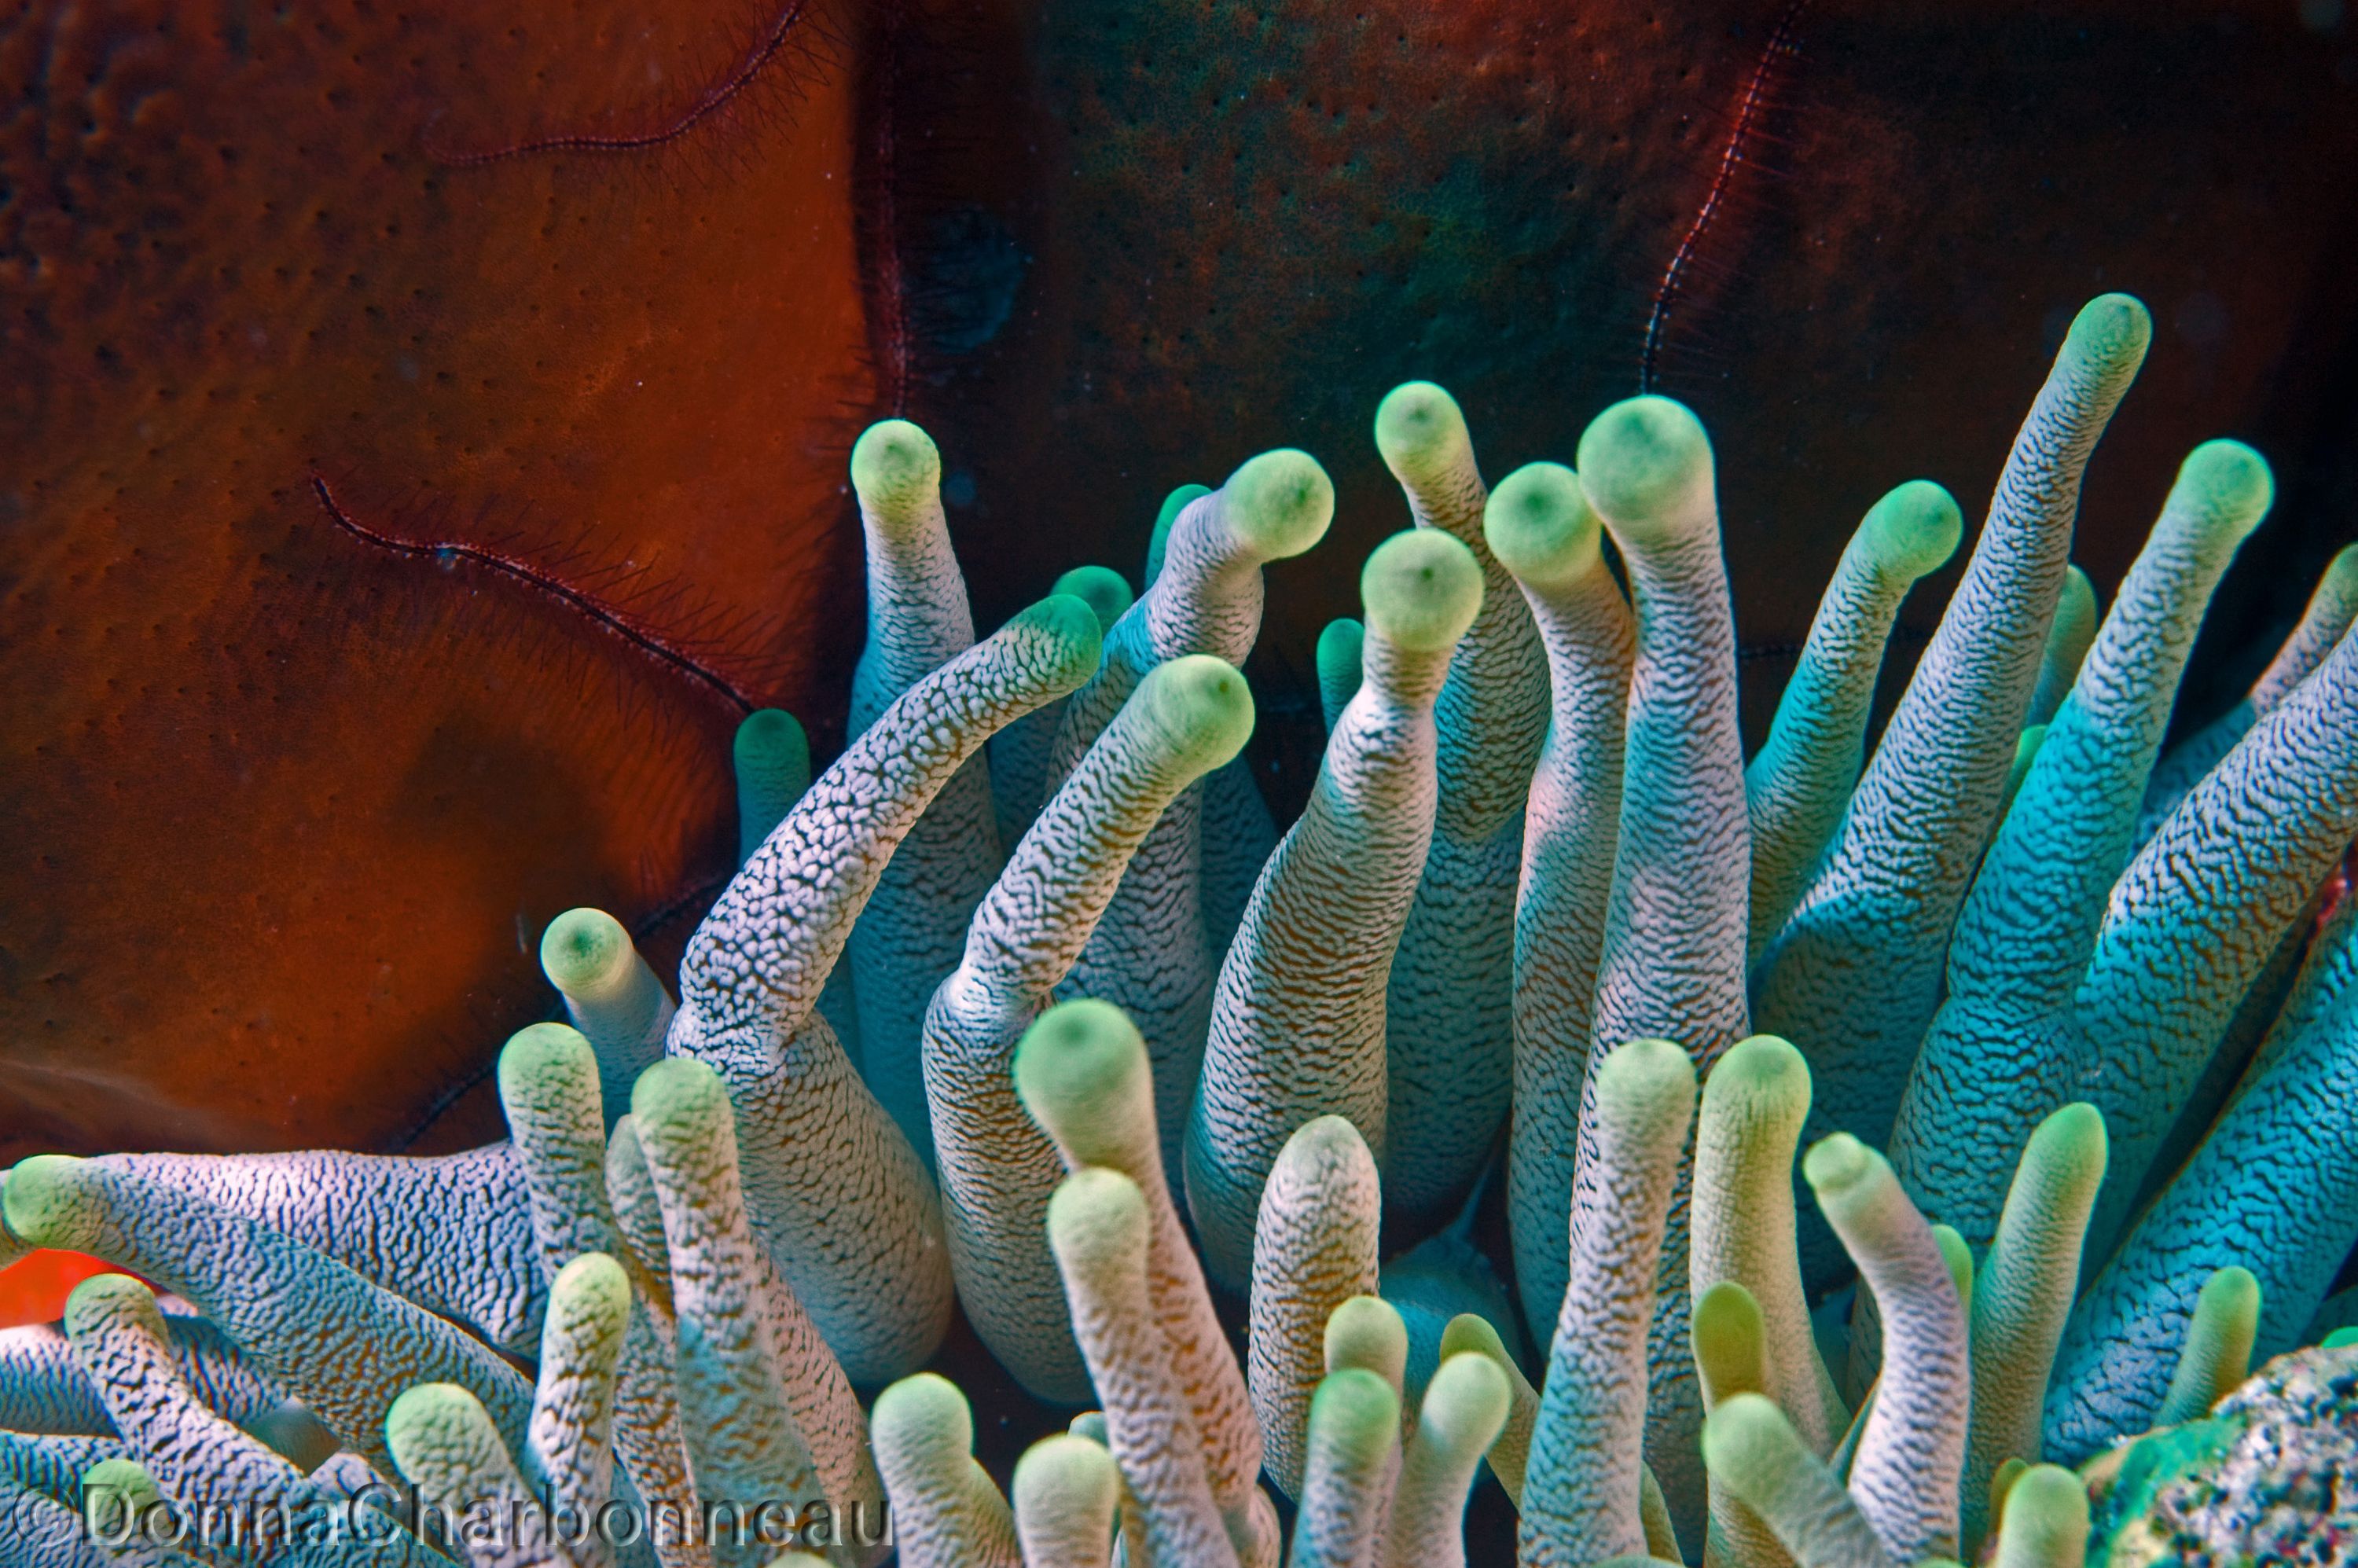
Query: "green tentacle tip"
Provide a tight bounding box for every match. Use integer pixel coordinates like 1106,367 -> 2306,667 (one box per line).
1995,1464 -> 2088,1560
1052,564 -> 1136,633
1483,461 -> 1602,589
1308,1366 -> 1401,1460
1223,449 -> 1335,560
1317,617 -> 1365,679
1706,1032 -> 1810,1108
1324,1294 -> 1408,1387
850,418 -> 942,516
1046,1166 -> 1148,1268
628,1055 -> 729,1139
1691,1280 -> 1768,1398
1137,654 -> 1257,768
2172,439 -> 2274,541
1012,592 -> 1108,676
1863,479 -> 1964,580
734,707 -> 810,781
498,1021 -> 597,1100
1595,1036 -> 1698,1113
1014,998 -> 1151,1155
872,1372 -> 975,1461
1373,381 -> 1471,479
1014,1430 -> 1119,1512
2322,1327 -> 2358,1350
385,1380 -> 487,1450
1422,1351 -> 1510,1445
63,1272 -> 155,1332
1574,395 -> 1714,532
552,1250 -> 632,1324
2030,1100 -> 2108,1181
1437,1310 -> 1511,1365
2061,292 -> 2154,369
2328,542 -> 2358,591
540,909 -> 631,997
1361,528 -> 1482,653
1,1155 -> 88,1250
1800,1130 -> 1880,1199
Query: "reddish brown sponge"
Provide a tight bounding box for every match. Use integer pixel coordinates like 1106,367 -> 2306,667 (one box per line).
2,0 -> 872,1160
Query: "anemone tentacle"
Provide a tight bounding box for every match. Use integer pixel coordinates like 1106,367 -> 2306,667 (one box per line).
1744,484 -> 1961,954
1890,439 -> 2272,1244
669,593 -> 1102,1383
1756,295 -> 2154,1175
1185,527 -> 1482,1287
1482,460 -> 1636,1343
1372,382 -> 1548,1230
930,659 -> 1253,1402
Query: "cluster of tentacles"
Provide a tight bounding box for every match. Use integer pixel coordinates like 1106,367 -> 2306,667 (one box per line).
6,291 -> 2358,1568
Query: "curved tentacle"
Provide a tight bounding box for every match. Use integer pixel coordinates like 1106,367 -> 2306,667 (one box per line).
1483,461 -> 1635,1342
1373,382 -> 1548,1228
670,593 -> 1101,1382
1891,439 -> 2272,1243
540,907 -> 675,1130
931,658 -> 1253,1402
1746,483 -> 1962,953
1756,295 -> 2154,1166
1186,528 -> 1482,1286
870,1375 -> 1022,1568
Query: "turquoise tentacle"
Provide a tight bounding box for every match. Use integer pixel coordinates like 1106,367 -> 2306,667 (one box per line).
1373,382 -> 1548,1230
1890,439 -> 2272,1245
1755,296 -> 2153,1171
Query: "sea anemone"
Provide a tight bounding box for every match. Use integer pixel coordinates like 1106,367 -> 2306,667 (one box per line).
5,291 -> 2356,1567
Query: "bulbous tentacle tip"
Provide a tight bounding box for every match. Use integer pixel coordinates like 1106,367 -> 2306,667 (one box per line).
1011,592 -> 1109,683
1015,998 -> 1151,1151
1,1154 -> 88,1250
1372,380 -> 1471,480
2062,292 -> 2155,370
733,707 -> 810,780
1422,1350 -> 1511,1442
551,1250 -> 632,1323
1145,482 -> 1215,586
1047,1166 -> 1149,1271
540,907 -> 632,997
1995,1463 -> 2089,1559
627,1054 -> 729,1136
498,1020 -> 596,1095
1222,448 -> 1335,560
2327,541 -> 2358,593
1309,1365 -> 1401,1456
1574,395 -> 1715,536
1483,461 -> 1602,589
1594,1036 -> 1699,1111
1317,617 -> 1365,678
1698,1390 -> 1791,1471
62,1270 -> 155,1330
1361,528 -> 1483,653
1691,1279 -> 1768,1397
872,1371 -> 976,1460
384,1379 -> 487,1446
2170,439 -> 2275,543
850,417 -> 944,519
1137,653 -> 1257,769
2031,1101 -> 2109,1180
1706,1033 -> 1810,1102
1863,479 -> 1965,581
1051,564 -> 1137,633
1325,1294 -> 1409,1387
1800,1130 -> 1879,1198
